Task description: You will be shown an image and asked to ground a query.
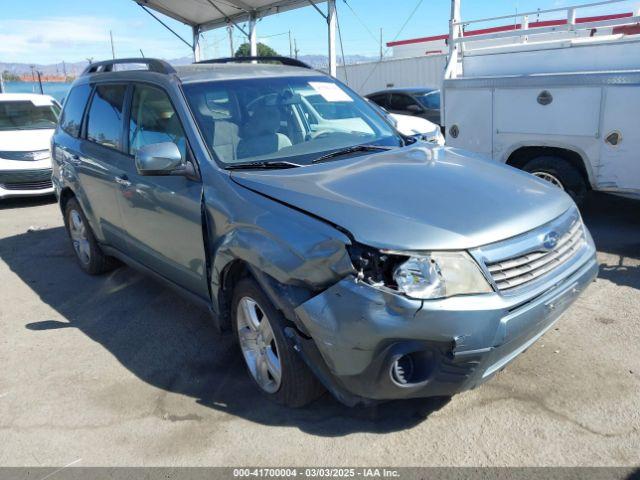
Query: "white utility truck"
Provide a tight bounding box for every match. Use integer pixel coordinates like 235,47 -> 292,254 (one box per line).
443,0 -> 640,203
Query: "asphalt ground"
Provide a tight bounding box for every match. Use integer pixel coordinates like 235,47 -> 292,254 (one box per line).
0,192 -> 638,467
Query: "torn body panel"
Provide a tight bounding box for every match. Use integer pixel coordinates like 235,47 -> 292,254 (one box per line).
203,178 -> 354,322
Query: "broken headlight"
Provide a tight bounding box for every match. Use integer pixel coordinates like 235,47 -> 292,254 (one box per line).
348,245 -> 492,299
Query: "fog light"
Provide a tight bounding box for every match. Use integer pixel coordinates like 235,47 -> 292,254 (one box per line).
390,355 -> 414,386
389,350 -> 435,387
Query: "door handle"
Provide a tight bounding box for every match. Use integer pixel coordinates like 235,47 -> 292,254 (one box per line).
114,175 -> 132,187
68,154 -> 81,165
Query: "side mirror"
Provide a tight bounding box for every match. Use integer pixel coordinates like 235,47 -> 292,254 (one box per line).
406,104 -> 423,114
135,142 -> 186,176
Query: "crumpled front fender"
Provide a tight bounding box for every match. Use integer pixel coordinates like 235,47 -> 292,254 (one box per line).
205,180 -> 354,319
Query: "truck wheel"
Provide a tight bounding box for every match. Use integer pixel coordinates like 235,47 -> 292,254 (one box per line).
64,198 -> 118,275
522,156 -> 587,205
232,277 -> 325,407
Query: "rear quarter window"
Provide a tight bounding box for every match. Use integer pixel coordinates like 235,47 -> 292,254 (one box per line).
86,84 -> 128,151
60,84 -> 92,137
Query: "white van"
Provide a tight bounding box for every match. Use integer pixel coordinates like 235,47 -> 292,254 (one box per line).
0,93 -> 60,199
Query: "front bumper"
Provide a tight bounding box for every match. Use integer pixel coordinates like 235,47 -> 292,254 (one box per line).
292,245 -> 598,405
0,166 -> 54,199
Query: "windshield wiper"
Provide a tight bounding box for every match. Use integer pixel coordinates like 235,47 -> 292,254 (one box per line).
225,160 -> 302,170
312,144 -> 392,164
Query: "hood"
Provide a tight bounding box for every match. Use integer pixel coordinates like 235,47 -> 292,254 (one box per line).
231,145 -> 574,251
0,129 -> 54,152
390,113 -> 438,136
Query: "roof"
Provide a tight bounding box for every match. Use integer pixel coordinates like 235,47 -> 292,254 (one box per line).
387,12 -> 633,48
175,63 -> 323,83
134,0 -> 327,31
73,61 -> 323,85
367,87 -> 439,96
0,93 -> 56,102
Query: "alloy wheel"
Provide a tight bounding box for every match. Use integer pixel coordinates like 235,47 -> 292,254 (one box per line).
532,171 -> 564,190
236,296 -> 282,393
68,209 -> 91,266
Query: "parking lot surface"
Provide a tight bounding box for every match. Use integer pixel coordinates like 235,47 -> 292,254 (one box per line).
0,193 -> 639,467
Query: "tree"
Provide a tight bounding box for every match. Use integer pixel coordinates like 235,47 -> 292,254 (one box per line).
235,42 -> 279,58
2,71 -> 21,82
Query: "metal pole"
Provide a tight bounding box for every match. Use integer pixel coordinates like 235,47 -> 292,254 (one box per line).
379,28 -> 383,60
192,26 -> 202,62
110,30 -> 116,59
521,15 -> 529,43
443,0 -> 462,128
294,38 -> 299,59
289,30 -> 293,57
249,12 -> 258,60
444,0 -> 462,80
327,0 -> 337,76
568,7 -> 577,31
0,72 -> 4,94
228,25 -> 235,56
36,71 -> 44,94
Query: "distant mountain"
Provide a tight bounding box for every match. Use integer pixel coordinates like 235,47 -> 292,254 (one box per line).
0,60 -> 88,78
0,53 -> 376,79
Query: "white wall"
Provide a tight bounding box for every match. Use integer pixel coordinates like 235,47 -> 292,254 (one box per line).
336,54 -> 447,95
391,40 -> 447,58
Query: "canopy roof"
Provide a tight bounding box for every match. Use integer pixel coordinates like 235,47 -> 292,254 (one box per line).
135,0 -> 327,31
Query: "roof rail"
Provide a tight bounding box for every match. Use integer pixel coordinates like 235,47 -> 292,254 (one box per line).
195,56 -> 312,69
81,58 -> 176,76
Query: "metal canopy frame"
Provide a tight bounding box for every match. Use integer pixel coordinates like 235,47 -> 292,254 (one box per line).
134,0 -> 338,75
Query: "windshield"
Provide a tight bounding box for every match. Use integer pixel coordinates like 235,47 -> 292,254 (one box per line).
183,76 -> 401,166
0,101 -> 60,131
416,91 -> 440,110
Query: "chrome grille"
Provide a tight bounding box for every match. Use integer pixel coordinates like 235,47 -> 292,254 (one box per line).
0,150 -> 50,161
485,218 -> 586,291
2,179 -> 53,191
0,169 -> 52,184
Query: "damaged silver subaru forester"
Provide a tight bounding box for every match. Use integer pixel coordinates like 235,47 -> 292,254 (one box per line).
52,57 -> 598,407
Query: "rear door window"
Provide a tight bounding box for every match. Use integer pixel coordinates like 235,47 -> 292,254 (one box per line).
86,84 -> 127,151
390,94 -> 419,111
60,84 -> 91,137
368,94 -> 389,109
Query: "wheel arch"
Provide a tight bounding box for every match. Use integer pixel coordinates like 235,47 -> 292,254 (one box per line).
58,186 -> 77,215
505,145 -> 593,189
215,257 -> 323,336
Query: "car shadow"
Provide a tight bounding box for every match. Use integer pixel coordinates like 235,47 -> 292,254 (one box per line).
581,193 -> 640,258
4,193 -> 636,435
2,225 -> 448,437
0,195 -> 57,210
580,193 -> 640,290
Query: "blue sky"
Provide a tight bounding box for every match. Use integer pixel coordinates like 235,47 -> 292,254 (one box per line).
1,0 -> 636,64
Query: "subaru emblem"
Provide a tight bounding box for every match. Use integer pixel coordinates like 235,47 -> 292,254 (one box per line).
543,231 -> 560,250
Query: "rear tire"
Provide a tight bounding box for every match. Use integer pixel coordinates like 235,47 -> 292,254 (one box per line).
64,197 -> 118,275
231,277 -> 325,408
522,156 -> 587,205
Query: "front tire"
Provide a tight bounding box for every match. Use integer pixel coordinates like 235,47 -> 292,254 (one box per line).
231,277 -> 324,407
522,156 -> 587,205
64,198 -> 118,275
